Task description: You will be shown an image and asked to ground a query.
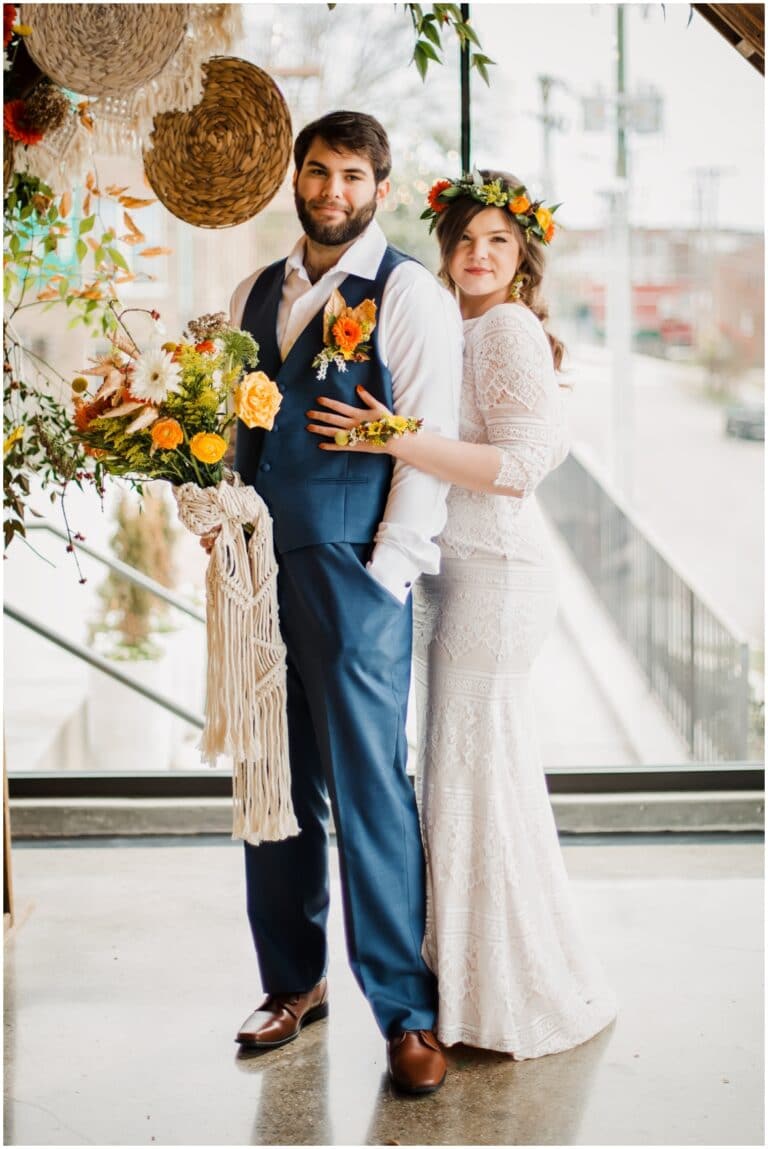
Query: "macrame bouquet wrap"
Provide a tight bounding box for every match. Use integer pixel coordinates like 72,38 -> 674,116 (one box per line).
173,476 -> 299,846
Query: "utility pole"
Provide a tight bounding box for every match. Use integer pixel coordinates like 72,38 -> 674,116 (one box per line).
460,3 -> 471,173
605,4 -> 634,503
536,74 -> 567,199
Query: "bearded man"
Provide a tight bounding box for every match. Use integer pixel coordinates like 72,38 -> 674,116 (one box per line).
226,110 -> 461,1094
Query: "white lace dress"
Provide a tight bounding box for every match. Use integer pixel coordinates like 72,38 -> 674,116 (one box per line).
413,303 -> 617,1057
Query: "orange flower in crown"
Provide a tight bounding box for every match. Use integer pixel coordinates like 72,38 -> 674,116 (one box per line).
508,194 -> 531,214
427,179 -> 453,213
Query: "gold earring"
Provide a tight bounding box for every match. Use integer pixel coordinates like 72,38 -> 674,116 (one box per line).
509,274 -> 525,301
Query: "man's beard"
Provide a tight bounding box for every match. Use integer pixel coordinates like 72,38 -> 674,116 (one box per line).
294,189 -> 378,246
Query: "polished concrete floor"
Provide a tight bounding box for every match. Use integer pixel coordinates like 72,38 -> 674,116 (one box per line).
3,834 -> 764,1146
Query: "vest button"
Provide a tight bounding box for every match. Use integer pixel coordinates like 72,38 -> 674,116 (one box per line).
260,462 -> 271,473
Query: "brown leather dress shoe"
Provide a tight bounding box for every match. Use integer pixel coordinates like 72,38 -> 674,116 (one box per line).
387,1029 -> 447,1095
235,978 -> 328,1049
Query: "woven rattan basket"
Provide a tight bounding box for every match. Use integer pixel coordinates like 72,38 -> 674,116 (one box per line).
20,3 -> 189,96
143,56 -> 292,229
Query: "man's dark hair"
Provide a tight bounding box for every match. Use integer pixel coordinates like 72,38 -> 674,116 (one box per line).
293,111 -> 392,184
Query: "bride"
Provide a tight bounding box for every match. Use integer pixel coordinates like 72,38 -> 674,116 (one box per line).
307,170 -> 617,1058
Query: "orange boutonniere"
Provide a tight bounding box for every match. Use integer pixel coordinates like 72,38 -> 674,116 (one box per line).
312,288 -> 377,381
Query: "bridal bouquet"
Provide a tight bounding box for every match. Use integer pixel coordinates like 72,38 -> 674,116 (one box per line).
71,307 -> 298,846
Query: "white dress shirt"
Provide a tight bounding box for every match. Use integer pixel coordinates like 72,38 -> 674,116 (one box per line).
230,219 -> 462,602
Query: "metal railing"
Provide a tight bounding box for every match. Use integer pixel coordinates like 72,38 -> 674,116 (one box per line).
4,604 -> 204,729
7,520 -> 205,728
26,521 -> 205,623
539,449 -> 753,762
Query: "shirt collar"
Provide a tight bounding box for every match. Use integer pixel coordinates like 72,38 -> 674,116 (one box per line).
285,219 -> 387,284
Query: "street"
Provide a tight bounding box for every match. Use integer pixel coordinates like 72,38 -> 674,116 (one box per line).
561,342 -> 764,647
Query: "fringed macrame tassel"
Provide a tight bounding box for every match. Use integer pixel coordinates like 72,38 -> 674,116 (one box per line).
173,476 -> 298,846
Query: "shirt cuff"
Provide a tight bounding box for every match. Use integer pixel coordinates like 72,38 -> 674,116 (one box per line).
367,542 -> 423,604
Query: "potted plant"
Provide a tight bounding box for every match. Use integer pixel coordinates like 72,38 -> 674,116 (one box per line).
87,488 -> 179,771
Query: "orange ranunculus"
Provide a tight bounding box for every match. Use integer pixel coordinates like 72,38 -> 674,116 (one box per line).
535,207 -> 553,233
508,195 -> 531,214
189,432 -> 228,465
234,371 -> 282,431
194,340 -> 216,354
188,432 -> 226,464
150,417 -> 184,451
545,222 -> 556,243
427,179 -> 452,213
332,315 -> 363,355
3,99 -> 44,146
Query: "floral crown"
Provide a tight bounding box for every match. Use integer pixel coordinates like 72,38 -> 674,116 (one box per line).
421,171 -> 560,244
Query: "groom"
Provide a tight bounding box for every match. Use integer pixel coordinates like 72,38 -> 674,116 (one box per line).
228,110 -> 461,1094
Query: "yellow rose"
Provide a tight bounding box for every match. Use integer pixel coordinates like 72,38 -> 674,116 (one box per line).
535,207 -> 553,232
234,371 -> 282,431
189,432 -> 228,465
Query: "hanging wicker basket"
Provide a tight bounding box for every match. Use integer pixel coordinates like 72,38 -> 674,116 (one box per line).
142,56 -> 292,229
19,3 -> 190,96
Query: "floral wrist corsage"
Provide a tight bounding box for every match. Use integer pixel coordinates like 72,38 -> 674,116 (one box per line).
334,414 -> 423,447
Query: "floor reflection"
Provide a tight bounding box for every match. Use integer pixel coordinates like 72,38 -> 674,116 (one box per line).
238,1021 -> 334,1146
365,1024 -> 617,1147
234,1011 -> 615,1146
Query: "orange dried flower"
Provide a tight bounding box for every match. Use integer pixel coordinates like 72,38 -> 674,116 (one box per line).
3,99 -> 44,146
427,179 -> 452,213
73,394 -> 110,432
332,315 -> 363,354
150,418 -> 184,451
194,340 -> 216,355
545,222 -> 556,243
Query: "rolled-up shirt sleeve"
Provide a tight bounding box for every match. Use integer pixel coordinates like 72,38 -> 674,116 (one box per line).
367,262 -> 462,602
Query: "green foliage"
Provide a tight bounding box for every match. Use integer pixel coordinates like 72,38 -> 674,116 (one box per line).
219,327 -> 260,369
406,3 -> 495,85
3,173 -> 161,551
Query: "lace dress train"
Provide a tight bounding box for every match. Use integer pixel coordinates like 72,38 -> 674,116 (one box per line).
414,304 -> 617,1058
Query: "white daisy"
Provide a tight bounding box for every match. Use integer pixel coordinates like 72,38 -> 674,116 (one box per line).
130,346 -> 182,403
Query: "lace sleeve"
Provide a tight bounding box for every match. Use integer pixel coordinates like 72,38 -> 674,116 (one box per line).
473,307 -> 568,496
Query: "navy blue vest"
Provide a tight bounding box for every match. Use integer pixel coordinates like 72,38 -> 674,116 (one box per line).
234,245 -> 411,554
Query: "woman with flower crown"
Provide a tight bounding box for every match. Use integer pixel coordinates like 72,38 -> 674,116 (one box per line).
307,170 -> 617,1057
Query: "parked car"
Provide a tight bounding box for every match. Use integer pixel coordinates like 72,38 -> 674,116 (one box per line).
725,401 -> 765,441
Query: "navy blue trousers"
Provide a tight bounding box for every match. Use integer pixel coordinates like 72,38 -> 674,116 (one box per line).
244,542 -> 437,1037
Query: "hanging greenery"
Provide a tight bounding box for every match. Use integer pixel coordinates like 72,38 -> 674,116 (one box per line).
3,168 -> 162,555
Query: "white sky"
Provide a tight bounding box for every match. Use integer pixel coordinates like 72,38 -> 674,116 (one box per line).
467,2 -> 765,231
256,0 -> 764,233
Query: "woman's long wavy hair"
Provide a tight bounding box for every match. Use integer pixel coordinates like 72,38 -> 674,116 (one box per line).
435,169 -> 565,371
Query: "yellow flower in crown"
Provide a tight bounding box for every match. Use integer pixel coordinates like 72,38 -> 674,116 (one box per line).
535,207 -> 553,233
313,289 -> 377,381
